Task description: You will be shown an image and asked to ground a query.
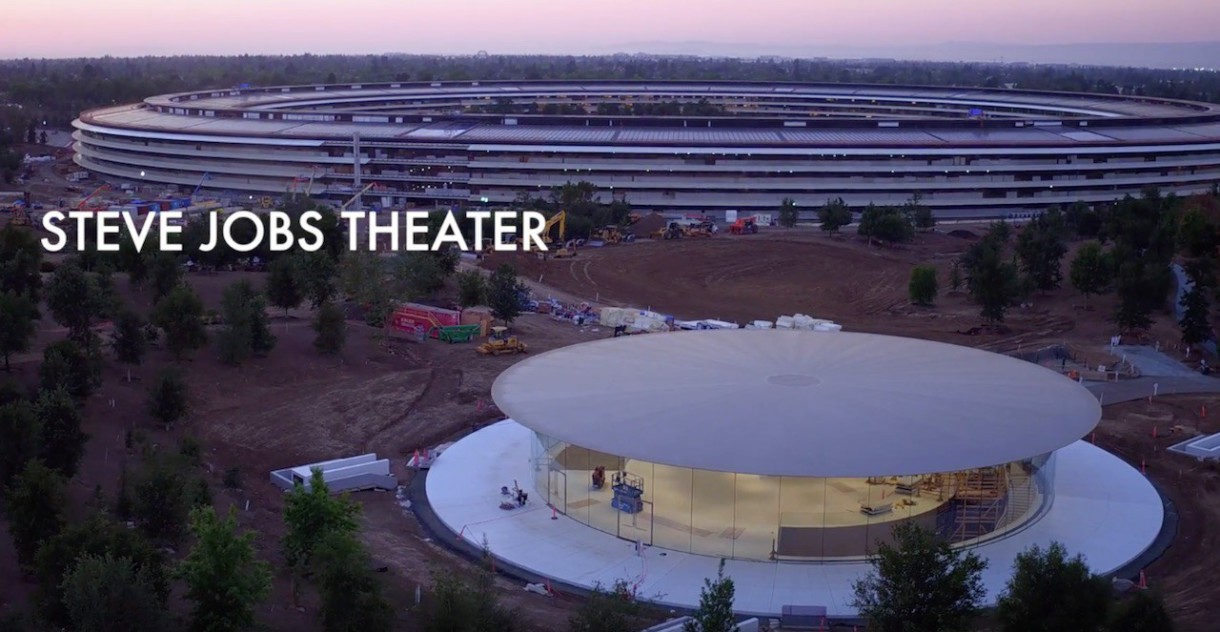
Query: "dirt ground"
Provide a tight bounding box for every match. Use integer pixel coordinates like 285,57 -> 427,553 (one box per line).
0,216 -> 1214,630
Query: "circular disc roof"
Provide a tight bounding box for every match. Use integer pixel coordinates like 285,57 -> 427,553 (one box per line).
491,330 -> 1100,477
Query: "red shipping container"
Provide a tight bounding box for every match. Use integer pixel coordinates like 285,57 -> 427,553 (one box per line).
388,303 -> 462,339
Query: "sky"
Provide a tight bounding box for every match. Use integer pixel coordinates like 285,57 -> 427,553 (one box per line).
4,0 -> 1220,60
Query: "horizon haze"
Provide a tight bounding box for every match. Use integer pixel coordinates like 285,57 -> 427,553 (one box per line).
5,0 -> 1220,69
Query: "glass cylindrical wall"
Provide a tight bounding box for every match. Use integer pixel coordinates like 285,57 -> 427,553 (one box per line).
532,431 -> 1055,561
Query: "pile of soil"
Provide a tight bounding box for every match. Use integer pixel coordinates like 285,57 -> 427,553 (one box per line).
628,212 -> 669,237
948,229 -> 978,240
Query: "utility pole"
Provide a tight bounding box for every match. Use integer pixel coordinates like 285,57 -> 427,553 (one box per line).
352,131 -> 363,210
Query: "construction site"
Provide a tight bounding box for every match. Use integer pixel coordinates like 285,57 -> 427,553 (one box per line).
3,145 -> 1220,630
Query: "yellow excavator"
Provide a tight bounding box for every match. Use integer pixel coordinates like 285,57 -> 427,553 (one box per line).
535,210 -> 577,259
477,327 -> 528,355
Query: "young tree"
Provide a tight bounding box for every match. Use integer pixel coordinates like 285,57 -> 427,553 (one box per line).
148,367 -> 189,430
0,291 -> 38,371
568,579 -> 646,632
178,506 -> 272,632
1114,262 -> 1157,333
904,193 -> 936,232
421,566 -> 519,632
46,262 -> 106,342
265,257 -> 303,316
948,260 -> 963,293
1177,208 -> 1217,259
777,197 -> 799,228
1070,241 -> 1113,306
965,242 -> 1020,324
487,264 -> 526,325
152,284 -> 207,360
148,251 -> 184,302
456,269 -> 488,308
39,130 -> 47,145
1108,591 -> 1176,632
282,469 -> 360,570
40,339 -> 99,399
5,460 -> 67,570
312,531 -> 394,632
111,309 -> 146,381
859,206 -> 915,245
0,223 -> 44,300
313,300 -> 347,355
61,553 -> 169,632
851,522 -> 987,632
1179,282 -> 1212,350
35,387 -> 87,478
995,541 -> 1111,632
0,400 -> 41,491
131,453 -> 205,542
0,222 -> 44,300
217,280 -> 276,365
909,265 -> 939,306
684,559 -> 736,632
1016,219 -> 1069,293
817,197 -> 852,235
294,251 -> 338,308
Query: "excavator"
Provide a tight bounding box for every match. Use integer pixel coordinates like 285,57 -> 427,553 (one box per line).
729,216 -> 759,235
535,210 -> 577,259
477,326 -> 528,355
591,225 -> 636,244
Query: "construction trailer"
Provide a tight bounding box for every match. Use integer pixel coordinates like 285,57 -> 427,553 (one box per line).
269,453 -> 397,493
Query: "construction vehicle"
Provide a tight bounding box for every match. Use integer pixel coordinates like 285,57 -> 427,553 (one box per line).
477,327 -> 528,355
657,221 -> 683,240
339,183 -> 380,212
729,216 -> 759,235
684,220 -> 716,238
6,203 -> 31,227
74,184 -> 111,212
536,211 -> 567,247
592,225 -> 637,244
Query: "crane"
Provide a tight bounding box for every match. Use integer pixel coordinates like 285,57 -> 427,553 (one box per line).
339,183 -> 379,212
75,184 -> 111,211
191,173 -> 212,198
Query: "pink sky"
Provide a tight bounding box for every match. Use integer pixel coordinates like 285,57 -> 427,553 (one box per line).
4,0 -> 1218,59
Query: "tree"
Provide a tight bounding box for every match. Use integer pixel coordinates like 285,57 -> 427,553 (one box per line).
909,265 -> 939,306
1070,241 -> 1112,306
46,262 -> 106,342
61,553 -> 169,632
148,251 -> 184,302
294,251 -> 338,308
777,197 -> 799,228
487,264 -> 526,325
1177,208 -> 1216,259
1108,591 -> 1175,632
568,579 -> 647,632
851,522 -> 987,632
131,453 -> 205,542
152,284 -> 207,360
33,514 -> 170,628
0,400 -> 41,491
39,130 -> 47,145
964,242 -> 1020,324
0,223 -> 44,300
817,197 -> 852,235
111,309 -> 146,381
282,469 -> 360,570
395,252 -> 451,301
148,367 -> 189,429
265,257 -> 302,316
25,122 -> 35,144
995,541 -> 1111,632
36,387 -> 87,478
858,205 -> 915,245
6,460 -> 66,570
456,270 -> 488,308
421,566 -> 519,632
40,339 -> 99,399
313,531 -> 394,632
1015,218 -> 1069,293
1179,280 -> 1212,349
178,506 -> 272,632
0,291 -> 38,371
217,280 -> 276,365
313,301 -> 347,355
1114,262 -> 1158,333
948,260 -> 963,292
904,193 -> 936,232
684,559 -> 735,632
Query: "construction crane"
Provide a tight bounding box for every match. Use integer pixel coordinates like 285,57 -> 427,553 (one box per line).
191,173 -> 212,197
75,184 -> 111,211
339,183 -> 379,212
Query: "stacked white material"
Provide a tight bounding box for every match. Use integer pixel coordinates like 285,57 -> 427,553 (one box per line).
814,323 -> 843,332
674,320 -> 703,330
745,320 -> 774,329
596,307 -> 633,327
698,319 -> 739,330
777,313 -> 837,331
598,307 -> 671,332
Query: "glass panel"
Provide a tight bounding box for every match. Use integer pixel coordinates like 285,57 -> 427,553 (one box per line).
691,468 -> 735,558
650,463 -> 693,553
734,473 -> 779,561
617,460 -> 652,546
587,450 -> 623,537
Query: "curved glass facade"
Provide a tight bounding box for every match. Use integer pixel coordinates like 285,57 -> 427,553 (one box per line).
531,431 -> 1055,561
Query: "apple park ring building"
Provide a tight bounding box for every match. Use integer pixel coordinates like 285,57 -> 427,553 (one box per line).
422,330 -> 1165,617
72,80 -> 1220,219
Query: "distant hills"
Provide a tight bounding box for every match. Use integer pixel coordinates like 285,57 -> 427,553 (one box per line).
605,40 -> 1220,70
